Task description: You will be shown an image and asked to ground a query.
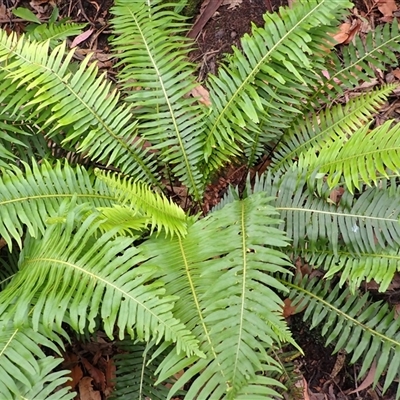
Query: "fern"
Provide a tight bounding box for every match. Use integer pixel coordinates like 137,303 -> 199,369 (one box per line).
284,275 -> 400,397
204,0 -> 352,172
299,120 -> 400,193
111,0 -> 207,199
0,30 -> 159,186
0,319 -> 72,399
0,0 -> 400,398
140,192 -> 295,399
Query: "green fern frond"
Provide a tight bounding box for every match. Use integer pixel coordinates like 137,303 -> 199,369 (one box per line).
0,319 -> 72,399
283,275 -> 400,398
257,170 -> 400,255
306,247 -> 400,293
111,0 -> 206,199
204,0 -> 352,172
0,161 -> 115,250
112,341 -> 178,400
300,120 -> 400,193
0,211 -> 201,358
26,21 -> 86,46
0,31 -> 159,186
271,86 -> 394,173
93,206 -> 148,237
309,22 -> 400,107
139,192 -> 293,399
95,169 -> 188,237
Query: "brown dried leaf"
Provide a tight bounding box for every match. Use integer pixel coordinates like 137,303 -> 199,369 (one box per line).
348,360 -> 377,394
81,358 -> 106,391
282,298 -> 297,318
190,85 -> 211,106
332,22 -> 352,44
375,0 -> 397,20
78,377 -> 101,400
69,364 -> 83,390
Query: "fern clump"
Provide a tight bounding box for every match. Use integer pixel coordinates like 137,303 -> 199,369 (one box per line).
0,0 -> 400,398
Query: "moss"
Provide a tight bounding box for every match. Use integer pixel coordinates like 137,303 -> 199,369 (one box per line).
181,0 -> 202,18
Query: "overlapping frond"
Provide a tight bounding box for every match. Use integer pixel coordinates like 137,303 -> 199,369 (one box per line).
0,319 -> 72,399
0,212 -> 201,357
299,120 -> 400,193
308,22 -> 400,107
306,247 -> 400,293
270,86 -> 394,173
0,160 -> 115,250
111,0 -> 206,199
139,193 -> 293,399
0,30 -> 159,185
95,169 -> 188,237
204,0 -> 352,173
257,171 -> 400,255
111,341 -> 177,400
284,275 -> 400,399
26,21 -> 85,46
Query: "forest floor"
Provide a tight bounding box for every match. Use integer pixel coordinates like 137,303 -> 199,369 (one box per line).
1,0 -> 400,399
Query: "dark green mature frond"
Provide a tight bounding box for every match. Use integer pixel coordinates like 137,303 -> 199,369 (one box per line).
95,169 -> 188,237
284,275 -> 400,399
0,161 -> 115,250
309,22 -> 400,107
204,0 -> 352,173
0,212 -> 202,357
112,341 -> 178,400
0,319 -> 72,399
0,30 -> 159,186
111,0 -> 206,199
257,171 -> 400,255
270,86 -> 394,173
139,193 -> 293,399
306,247 -> 400,293
299,120 -> 400,193
26,21 -> 85,46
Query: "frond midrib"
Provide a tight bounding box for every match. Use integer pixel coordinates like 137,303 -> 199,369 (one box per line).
276,206 -> 399,224
0,193 -> 115,206
316,146 -> 400,170
309,28 -> 400,104
128,8 -> 200,200
232,200 -> 247,386
178,237 -> 222,369
24,256 -> 175,334
1,35 -> 158,187
271,93 -> 389,173
282,277 -> 400,348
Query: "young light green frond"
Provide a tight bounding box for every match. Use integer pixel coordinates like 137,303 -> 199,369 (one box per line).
284,275 -> 400,398
95,169 -> 188,237
111,0 -> 206,199
0,213 -> 201,357
0,320 -> 72,399
111,341 -> 178,400
204,0 -> 352,173
309,22 -> 400,107
306,247 -> 400,293
300,120 -> 400,194
258,170 -> 400,255
271,86 -> 394,173
141,193 -> 293,399
0,160 -> 115,250
94,205 -> 148,237
0,30 -> 160,186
